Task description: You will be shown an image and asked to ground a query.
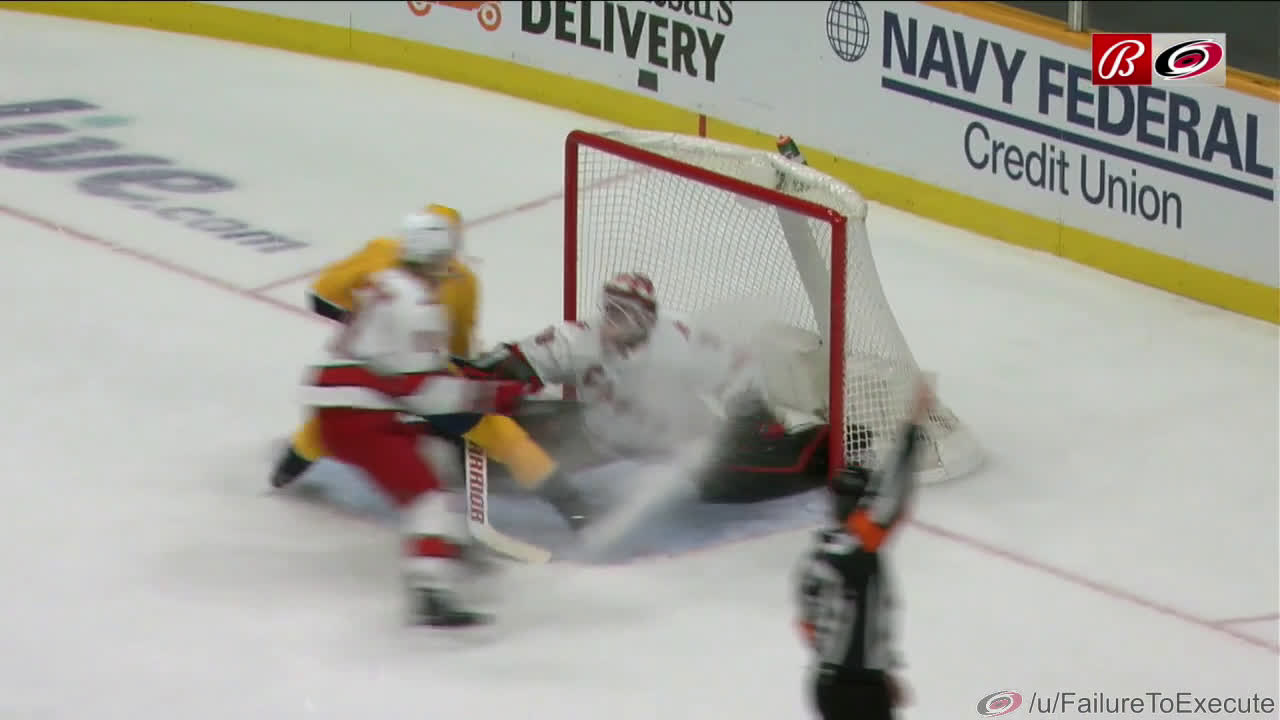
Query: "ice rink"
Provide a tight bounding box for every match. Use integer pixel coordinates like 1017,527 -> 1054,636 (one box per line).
1,10 -> 1276,720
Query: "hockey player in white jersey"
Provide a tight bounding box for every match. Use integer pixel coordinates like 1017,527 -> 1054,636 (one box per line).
461,272 -> 763,524
300,209 -> 530,626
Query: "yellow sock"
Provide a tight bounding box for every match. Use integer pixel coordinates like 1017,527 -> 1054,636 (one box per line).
463,415 -> 556,489
290,415 -> 330,463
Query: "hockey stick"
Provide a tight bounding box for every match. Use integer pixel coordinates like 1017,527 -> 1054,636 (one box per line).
463,439 -> 553,564
576,435 -> 716,561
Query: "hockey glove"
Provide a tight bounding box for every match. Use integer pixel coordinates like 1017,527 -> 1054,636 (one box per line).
478,380 -> 533,416
457,344 -> 544,391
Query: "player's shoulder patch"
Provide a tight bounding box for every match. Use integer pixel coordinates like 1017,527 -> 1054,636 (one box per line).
533,325 -> 559,346
528,321 -> 592,352
655,316 -> 697,343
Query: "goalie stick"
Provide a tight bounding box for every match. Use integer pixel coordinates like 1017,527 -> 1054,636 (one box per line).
464,439 -> 554,564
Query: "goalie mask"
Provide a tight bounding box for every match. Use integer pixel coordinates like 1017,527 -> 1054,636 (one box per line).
600,272 -> 657,349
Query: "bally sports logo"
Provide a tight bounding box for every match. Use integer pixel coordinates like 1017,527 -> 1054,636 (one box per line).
408,1 -> 502,31
1091,33 -> 1227,86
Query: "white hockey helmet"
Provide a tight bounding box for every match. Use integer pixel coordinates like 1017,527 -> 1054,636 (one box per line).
400,204 -> 462,270
601,272 -> 658,347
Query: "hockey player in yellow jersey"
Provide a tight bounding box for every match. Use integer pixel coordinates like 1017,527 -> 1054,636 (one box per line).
269,204 -> 586,527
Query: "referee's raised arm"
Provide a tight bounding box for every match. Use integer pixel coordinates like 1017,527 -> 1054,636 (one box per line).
846,378 -> 935,551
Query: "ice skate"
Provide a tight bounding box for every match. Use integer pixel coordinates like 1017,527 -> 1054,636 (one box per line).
408,586 -> 492,628
537,470 -> 593,531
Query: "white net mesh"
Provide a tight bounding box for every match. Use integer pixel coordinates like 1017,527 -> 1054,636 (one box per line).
567,130 -> 983,483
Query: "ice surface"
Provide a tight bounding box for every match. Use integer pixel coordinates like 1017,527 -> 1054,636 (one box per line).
0,9 -> 1275,720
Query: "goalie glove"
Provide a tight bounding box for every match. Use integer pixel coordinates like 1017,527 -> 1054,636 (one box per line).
476,379 -> 530,416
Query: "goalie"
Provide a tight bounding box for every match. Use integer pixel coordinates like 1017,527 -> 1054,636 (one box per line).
460,272 -> 823,515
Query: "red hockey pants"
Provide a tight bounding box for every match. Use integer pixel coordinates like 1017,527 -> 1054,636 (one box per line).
316,408 -> 440,507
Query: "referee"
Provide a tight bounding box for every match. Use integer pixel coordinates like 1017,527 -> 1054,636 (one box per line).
794,377 -> 934,719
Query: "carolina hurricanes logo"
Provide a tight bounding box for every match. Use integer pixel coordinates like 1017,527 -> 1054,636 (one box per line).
976,691 -> 1024,717
1154,38 -> 1225,80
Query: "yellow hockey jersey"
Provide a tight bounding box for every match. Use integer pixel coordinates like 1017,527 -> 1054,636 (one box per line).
307,236 -> 478,358
292,235 -> 556,491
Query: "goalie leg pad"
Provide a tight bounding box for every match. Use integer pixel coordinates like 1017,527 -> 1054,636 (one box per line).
694,421 -> 876,504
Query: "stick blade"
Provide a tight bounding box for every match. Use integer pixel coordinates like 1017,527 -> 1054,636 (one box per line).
464,440 -> 555,564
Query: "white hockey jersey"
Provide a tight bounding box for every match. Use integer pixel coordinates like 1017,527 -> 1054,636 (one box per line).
301,268 -> 501,417
512,315 -> 760,458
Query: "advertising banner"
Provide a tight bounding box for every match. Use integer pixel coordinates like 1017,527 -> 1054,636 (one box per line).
206,1 -> 1280,287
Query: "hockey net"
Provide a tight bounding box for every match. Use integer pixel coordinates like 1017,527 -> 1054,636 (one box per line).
564,129 -> 984,484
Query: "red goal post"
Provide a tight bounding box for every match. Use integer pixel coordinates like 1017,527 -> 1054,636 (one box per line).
562,129 -> 984,484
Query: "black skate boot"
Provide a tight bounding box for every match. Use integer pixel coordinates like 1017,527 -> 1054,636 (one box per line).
269,446 -> 313,489
537,471 -> 592,532
408,587 -> 492,628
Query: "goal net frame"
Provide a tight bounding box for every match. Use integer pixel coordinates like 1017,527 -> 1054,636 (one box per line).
561,128 -> 982,484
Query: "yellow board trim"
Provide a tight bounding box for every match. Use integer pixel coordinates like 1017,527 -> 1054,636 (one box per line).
2,1 -> 1275,324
